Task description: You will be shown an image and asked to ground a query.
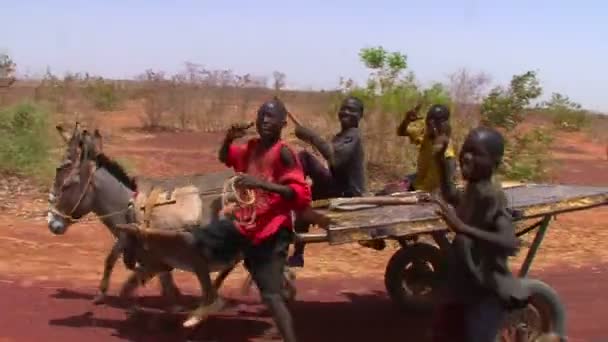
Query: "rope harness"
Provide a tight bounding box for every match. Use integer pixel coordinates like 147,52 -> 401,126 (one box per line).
48,162 -> 133,224
221,174 -> 258,227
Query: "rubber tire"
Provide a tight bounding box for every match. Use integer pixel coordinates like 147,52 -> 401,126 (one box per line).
501,278 -> 567,340
384,242 -> 445,313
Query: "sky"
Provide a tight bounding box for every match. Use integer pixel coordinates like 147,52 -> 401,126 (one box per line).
1,0 -> 607,112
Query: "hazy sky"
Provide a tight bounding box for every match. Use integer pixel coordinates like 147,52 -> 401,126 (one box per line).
2,0 -> 607,112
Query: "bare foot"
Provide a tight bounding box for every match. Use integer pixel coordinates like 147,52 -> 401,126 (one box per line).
182,297 -> 226,328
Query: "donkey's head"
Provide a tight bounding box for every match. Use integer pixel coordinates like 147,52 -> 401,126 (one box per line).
47,123 -> 103,234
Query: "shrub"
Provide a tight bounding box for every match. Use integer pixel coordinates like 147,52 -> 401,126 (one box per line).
84,77 -> 123,111
542,93 -> 589,131
0,102 -> 56,181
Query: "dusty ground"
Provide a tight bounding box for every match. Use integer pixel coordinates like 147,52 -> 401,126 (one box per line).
0,110 -> 607,341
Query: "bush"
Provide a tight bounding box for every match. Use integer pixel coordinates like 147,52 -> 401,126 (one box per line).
84,77 -> 123,111
542,93 -> 589,131
499,126 -> 554,182
0,102 -> 56,180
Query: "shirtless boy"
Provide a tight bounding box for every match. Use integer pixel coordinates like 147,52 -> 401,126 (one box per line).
429,126 -> 529,341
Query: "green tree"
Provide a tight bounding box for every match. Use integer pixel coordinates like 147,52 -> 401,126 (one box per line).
480,70 -> 542,129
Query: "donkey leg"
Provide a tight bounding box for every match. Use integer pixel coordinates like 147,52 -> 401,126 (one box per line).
157,271 -> 187,314
213,262 -> 239,291
183,258 -> 224,328
94,238 -> 127,304
119,266 -> 157,299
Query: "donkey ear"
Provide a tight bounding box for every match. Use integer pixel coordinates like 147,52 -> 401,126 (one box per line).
93,129 -> 103,154
56,125 -> 70,143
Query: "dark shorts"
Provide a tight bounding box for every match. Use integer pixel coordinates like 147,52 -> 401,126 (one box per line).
431,295 -> 507,342
193,219 -> 293,296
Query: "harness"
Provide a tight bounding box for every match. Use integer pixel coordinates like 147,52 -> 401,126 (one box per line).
48,161 -> 135,224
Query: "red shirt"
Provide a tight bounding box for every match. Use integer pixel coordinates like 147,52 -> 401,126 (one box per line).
224,138 -> 312,244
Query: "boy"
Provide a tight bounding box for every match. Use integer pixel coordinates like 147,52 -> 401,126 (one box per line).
396,103 -> 457,193
195,98 -> 312,342
429,126 -> 530,341
287,96 -> 366,266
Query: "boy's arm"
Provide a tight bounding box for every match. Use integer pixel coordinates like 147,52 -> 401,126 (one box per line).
397,104 -> 423,142
235,146 -> 311,206
294,125 -> 334,164
435,196 -> 520,254
435,136 -> 460,206
219,123 -> 252,165
459,212 -> 520,255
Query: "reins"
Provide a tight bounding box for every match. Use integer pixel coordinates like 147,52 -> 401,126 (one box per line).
49,162 -> 134,223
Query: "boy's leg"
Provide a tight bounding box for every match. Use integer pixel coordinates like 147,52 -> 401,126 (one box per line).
288,217 -> 309,267
463,295 -> 508,342
244,228 -> 297,342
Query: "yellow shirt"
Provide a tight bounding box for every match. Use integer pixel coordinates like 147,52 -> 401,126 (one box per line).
405,122 -> 456,192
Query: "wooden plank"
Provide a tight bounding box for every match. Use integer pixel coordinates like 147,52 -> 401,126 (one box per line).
319,184 -> 608,245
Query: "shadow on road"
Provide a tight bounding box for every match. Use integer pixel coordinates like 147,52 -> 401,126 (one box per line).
48,288 -> 432,342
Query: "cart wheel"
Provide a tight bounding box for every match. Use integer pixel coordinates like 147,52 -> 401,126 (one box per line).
497,279 -> 566,342
384,242 -> 445,312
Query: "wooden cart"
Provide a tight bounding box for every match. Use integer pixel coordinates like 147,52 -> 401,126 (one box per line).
295,183 -> 608,341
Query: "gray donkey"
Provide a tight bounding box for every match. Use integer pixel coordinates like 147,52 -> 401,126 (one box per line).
47,123 -> 244,327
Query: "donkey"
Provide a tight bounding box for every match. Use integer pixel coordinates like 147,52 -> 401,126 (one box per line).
47,123 -> 241,326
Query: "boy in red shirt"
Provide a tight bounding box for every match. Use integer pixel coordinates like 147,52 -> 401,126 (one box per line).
194,98 -> 311,342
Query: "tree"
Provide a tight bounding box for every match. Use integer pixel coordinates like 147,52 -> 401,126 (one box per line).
359,46 -> 407,94
0,53 -> 16,88
480,70 -> 542,129
272,71 -> 286,92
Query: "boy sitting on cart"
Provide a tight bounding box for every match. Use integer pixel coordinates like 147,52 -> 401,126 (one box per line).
287,96 -> 366,267
392,103 -> 457,193
429,125 -> 530,341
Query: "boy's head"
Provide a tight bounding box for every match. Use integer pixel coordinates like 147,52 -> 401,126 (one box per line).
425,104 -> 450,139
459,126 -> 505,181
256,97 -> 288,143
338,96 -> 364,129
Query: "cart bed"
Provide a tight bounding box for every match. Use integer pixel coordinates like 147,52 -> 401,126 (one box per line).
302,184 -> 608,245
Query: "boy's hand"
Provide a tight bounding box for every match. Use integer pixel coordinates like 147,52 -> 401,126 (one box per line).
431,196 -> 465,233
404,103 -> 423,122
234,174 -> 263,189
226,122 -> 254,141
432,122 -> 451,156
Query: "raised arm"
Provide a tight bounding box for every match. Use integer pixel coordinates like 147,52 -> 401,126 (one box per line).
397,104 -> 423,140
294,124 -> 334,164
434,135 -> 460,206
219,122 -> 252,164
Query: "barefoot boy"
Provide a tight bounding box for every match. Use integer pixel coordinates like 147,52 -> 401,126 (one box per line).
194,98 -> 312,342
430,126 -> 529,341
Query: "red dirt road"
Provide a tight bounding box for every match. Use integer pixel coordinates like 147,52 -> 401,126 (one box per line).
2,265 -> 608,342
